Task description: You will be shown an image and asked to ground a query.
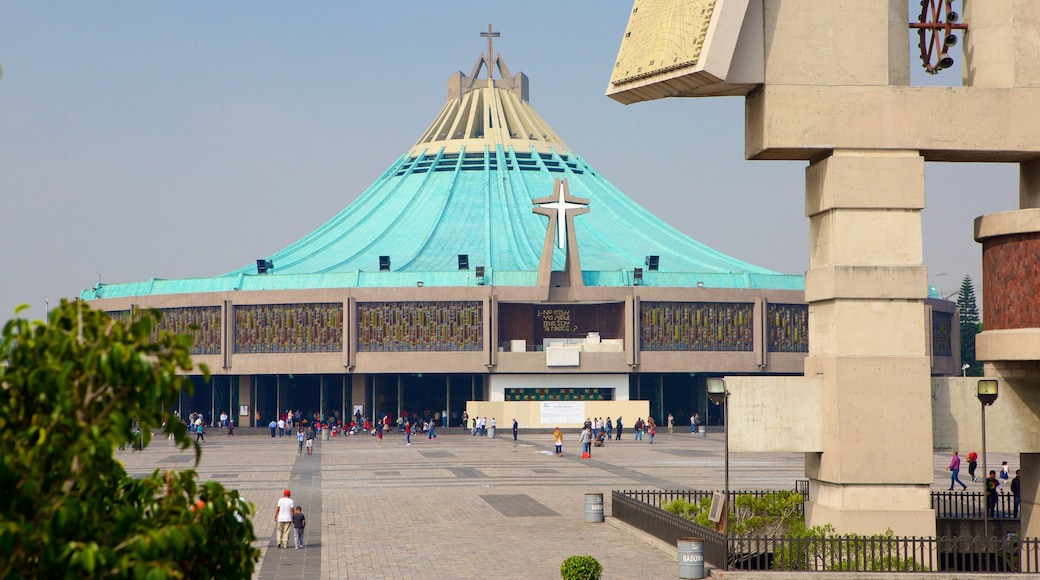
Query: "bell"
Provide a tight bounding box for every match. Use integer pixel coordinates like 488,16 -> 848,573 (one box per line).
939,55 -> 955,69
945,34 -> 958,47
947,11 -> 959,23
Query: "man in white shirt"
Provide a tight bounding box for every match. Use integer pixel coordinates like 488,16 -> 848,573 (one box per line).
274,489 -> 295,548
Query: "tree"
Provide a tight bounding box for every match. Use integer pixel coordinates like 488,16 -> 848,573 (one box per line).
957,275 -> 983,376
0,300 -> 259,579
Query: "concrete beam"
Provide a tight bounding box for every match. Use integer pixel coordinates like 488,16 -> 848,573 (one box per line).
746,86 -> 1040,161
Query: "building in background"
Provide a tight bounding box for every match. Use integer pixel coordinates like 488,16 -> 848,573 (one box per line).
83,38 -> 957,428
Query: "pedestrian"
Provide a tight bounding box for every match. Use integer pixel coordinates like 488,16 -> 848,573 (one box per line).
462,410 -> 469,429
691,412 -> 697,433
606,417 -> 613,440
512,418 -> 518,441
227,419 -> 234,436
948,451 -> 967,491
306,424 -> 315,455
376,419 -> 384,446
405,420 -> 412,445
1012,469 -> 1022,518
195,420 -> 205,443
579,426 -> 591,458
667,413 -> 674,434
1001,461 -> 1011,481
274,489 -> 294,549
615,417 -> 623,440
428,416 -> 437,439
553,426 -> 563,457
986,470 -> 1001,518
967,450 -> 978,482
648,422 -> 656,444
292,506 -> 306,549
634,418 -> 644,441
278,418 -> 286,437
296,428 -> 305,455
269,419 -> 277,438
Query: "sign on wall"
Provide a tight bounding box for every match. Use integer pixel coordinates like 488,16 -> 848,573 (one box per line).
540,401 -> 585,425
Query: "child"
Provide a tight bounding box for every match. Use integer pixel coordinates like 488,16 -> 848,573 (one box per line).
292,506 -> 306,549
1001,461 -> 1011,481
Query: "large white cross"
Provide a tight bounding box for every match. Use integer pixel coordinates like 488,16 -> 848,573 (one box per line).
536,183 -> 587,249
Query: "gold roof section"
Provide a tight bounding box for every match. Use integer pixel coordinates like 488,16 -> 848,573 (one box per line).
410,27 -> 567,156
607,0 -> 763,104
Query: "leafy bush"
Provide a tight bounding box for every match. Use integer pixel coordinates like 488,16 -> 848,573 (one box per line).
730,490 -> 805,536
773,525 -> 928,572
560,554 -> 603,580
663,491 -> 805,533
661,497 -> 713,527
0,301 -> 259,578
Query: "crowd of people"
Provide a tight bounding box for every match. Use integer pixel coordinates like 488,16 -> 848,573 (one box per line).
949,451 -> 1022,518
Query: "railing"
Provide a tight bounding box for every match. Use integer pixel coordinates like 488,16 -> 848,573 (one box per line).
612,489 -> 1039,573
932,490 -> 1019,519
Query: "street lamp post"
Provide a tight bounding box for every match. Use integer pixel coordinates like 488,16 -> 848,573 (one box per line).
977,379 -> 998,539
706,377 -> 729,567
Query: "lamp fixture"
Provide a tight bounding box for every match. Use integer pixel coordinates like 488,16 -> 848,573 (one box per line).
977,379 -> 998,406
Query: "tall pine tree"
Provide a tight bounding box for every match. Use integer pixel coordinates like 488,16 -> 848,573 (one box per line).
957,275 -> 982,376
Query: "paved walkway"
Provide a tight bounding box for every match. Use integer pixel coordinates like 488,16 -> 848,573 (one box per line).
116,428 -> 1018,579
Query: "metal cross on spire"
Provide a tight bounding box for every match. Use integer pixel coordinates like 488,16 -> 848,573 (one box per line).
480,24 -> 500,80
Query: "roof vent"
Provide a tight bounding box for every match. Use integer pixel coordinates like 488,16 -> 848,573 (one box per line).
256,259 -> 273,275
645,255 -> 660,271
379,256 -> 391,271
458,254 -> 470,270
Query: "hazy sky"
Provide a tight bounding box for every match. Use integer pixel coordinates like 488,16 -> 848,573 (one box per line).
0,2 -> 1012,322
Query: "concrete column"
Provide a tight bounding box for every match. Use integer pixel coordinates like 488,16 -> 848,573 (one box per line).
802,150 -> 936,536
1021,160 -> 1040,209
1021,454 -> 1040,546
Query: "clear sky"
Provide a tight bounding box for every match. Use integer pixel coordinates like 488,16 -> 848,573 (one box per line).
0,2 -> 1011,321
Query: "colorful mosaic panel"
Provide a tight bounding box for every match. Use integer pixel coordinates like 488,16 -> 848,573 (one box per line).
767,303 -> 809,353
357,301 -> 482,352
932,311 -> 953,357
640,301 -> 753,351
156,306 -> 222,355
234,303 -> 343,354
505,388 -> 613,402
106,310 -> 131,323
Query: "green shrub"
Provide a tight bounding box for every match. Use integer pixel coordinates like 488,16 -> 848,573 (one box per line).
661,496 -> 713,527
560,554 -> 603,580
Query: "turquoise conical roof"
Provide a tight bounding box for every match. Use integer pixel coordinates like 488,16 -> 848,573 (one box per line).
85,50 -> 802,300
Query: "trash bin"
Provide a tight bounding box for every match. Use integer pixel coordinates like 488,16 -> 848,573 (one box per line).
698,425 -> 706,437
677,537 -> 705,579
584,493 -> 604,523
488,426 -> 496,438
322,427 -> 330,440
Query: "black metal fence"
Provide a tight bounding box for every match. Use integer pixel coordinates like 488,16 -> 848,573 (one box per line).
612,489 -> 1039,573
933,490 -> 1019,519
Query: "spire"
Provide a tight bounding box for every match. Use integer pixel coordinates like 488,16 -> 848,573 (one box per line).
480,24 -> 500,80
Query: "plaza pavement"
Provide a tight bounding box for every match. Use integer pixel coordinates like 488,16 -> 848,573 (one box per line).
114,427 -> 1018,579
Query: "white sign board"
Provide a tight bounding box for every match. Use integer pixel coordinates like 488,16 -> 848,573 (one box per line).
540,402 -> 585,425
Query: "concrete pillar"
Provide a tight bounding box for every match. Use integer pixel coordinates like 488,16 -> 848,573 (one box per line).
802,150 -> 936,536
1021,454 -> 1040,545
237,375 -> 253,426
1021,160 -> 1040,210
